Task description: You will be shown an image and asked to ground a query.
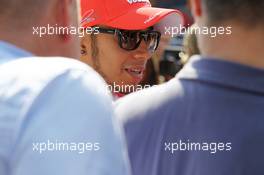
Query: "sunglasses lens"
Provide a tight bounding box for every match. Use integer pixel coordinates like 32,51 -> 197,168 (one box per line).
145,32 -> 160,53
118,30 -> 160,51
119,31 -> 140,50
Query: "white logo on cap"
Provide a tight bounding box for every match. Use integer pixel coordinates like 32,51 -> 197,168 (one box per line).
81,9 -> 95,25
144,11 -> 163,24
127,0 -> 149,4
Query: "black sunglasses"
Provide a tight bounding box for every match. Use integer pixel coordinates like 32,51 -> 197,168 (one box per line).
94,27 -> 161,53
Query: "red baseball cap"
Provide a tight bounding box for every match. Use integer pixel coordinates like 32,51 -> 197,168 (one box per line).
81,0 -> 184,30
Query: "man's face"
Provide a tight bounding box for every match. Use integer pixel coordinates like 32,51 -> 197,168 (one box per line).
81,28 -> 153,93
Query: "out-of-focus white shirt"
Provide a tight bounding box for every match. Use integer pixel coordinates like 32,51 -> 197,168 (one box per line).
0,41 -> 130,175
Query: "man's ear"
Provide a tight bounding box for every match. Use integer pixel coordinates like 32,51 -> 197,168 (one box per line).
81,44 -> 87,55
80,35 -> 94,65
80,35 -> 90,55
190,0 -> 202,18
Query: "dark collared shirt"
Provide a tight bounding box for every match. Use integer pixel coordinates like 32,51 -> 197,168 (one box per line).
116,56 -> 264,175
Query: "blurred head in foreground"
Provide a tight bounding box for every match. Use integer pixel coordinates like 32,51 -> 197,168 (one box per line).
0,0 -> 81,59
190,0 -> 264,68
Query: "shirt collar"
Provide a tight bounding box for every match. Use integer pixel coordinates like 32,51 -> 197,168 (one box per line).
177,55 -> 264,94
0,41 -> 33,64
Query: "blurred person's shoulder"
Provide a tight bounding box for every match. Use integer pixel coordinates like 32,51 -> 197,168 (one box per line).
115,76 -> 188,124
0,57 -> 108,94
0,56 -> 112,110
116,54 -> 264,124
1,56 -> 102,82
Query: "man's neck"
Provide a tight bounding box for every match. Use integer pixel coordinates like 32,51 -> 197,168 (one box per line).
0,30 -> 37,55
201,24 -> 264,69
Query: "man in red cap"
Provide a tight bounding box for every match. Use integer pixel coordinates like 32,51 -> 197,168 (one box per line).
80,0 -> 183,98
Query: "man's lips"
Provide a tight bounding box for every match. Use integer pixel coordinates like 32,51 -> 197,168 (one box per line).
124,66 -> 145,82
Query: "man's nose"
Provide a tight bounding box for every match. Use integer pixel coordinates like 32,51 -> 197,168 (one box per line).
132,40 -> 153,60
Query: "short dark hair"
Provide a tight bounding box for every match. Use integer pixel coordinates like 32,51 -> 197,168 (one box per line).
203,0 -> 264,26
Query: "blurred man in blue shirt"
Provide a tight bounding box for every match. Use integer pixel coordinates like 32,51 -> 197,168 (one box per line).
116,0 -> 264,175
0,0 -> 130,175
